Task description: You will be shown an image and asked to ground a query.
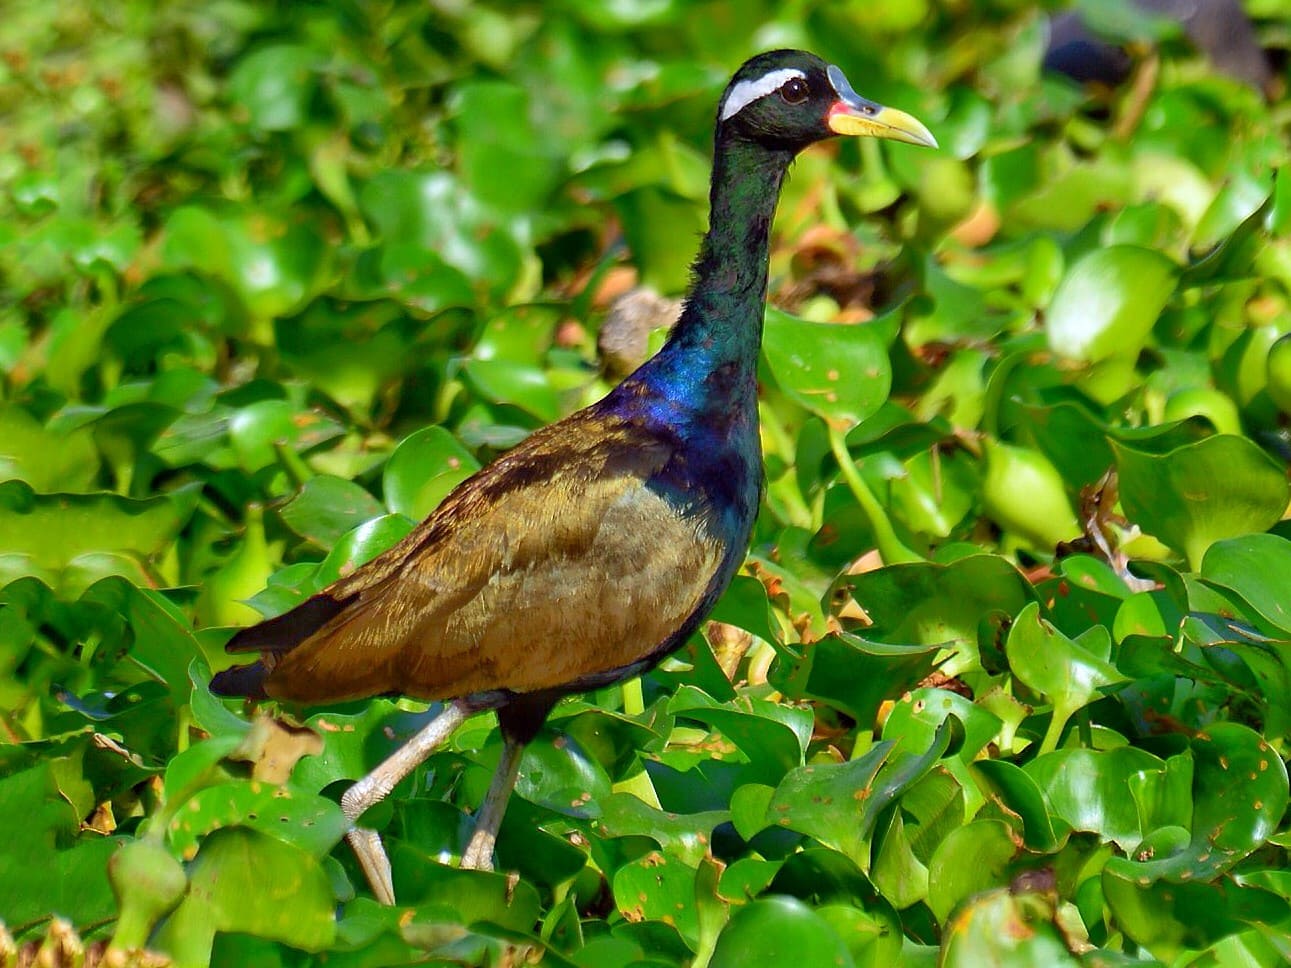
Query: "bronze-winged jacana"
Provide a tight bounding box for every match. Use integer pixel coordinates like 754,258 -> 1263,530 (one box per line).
212,49 -> 935,905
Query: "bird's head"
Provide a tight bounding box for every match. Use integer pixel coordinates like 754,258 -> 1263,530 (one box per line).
717,50 -> 937,152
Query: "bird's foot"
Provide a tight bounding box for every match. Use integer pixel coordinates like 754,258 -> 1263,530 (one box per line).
345,825 -> 395,905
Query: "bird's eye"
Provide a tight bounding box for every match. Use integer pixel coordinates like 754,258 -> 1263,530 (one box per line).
780,78 -> 809,105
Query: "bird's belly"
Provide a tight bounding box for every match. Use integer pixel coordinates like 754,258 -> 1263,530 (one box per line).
401,482 -> 726,697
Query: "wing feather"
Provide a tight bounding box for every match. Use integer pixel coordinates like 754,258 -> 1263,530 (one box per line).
261,414 -> 725,704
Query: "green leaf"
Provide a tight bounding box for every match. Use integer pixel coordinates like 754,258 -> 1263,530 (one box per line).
0,406 -> 100,492
382,426 -> 481,520
1026,746 -> 1165,850
833,554 -> 1035,675
153,827 -> 336,964
612,851 -> 701,950
312,514 -> 416,587
763,308 -> 892,430
769,718 -> 954,866
593,794 -> 728,867
926,819 -> 1021,924
1005,602 -> 1127,754
709,896 -> 856,968
1201,534 -> 1291,636
940,886 -> 1081,966
1046,245 -> 1177,363
772,632 -> 941,726
0,482 -> 199,594
1114,436 -> 1289,570
226,45 -> 321,132
279,475 -> 385,548
164,780 -> 347,860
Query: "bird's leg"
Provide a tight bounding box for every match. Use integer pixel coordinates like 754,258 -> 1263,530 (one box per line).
341,700 -> 470,905
460,733 -> 525,871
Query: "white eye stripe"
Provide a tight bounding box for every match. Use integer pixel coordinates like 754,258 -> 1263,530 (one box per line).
719,68 -> 807,121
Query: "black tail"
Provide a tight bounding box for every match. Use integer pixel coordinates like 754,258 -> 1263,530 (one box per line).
210,660 -> 269,698
211,592 -> 352,698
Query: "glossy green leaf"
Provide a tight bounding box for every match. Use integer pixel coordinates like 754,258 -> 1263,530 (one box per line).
763,308 -> 892,430
153,827 -> 336,964
1046,245 -> 1177,363
772,632 -> 941,726
709,896 -> 856,968
382,426 -> 481,520
312,514 -> 416,587
940,887 -> 1081,966
226,45 -> 321,131
0,482 -> 199,594
0,406 -> 100,492
1026,746 -> 1165,850
926,820 -> 1021,923
1114,436 -> 1289,570
279,475 -> 385,548
1006,602 -> 1127,753
1201,534 -> 1291,636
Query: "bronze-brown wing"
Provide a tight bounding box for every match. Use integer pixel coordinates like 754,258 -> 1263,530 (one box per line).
259,415 -> 725,704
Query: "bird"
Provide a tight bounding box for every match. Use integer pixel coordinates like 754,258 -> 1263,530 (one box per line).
211,48 -> 936,906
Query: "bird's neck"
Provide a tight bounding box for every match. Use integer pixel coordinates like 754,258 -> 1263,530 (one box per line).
606,137 -> 793,432
668,138 -> 794,362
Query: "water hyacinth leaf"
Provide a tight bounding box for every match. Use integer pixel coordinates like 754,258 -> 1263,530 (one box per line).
1101,866 -> 1286,961
228,401 -> 342,473
833,555 -> 1034,671
164,780 -> 348,860
382,426 -> 482,520
388,848 -> 544,928
81,577 -> 205,704
1005,602 -> 1127,753
592,793 -> 728,866
972,759 -> 1063,851
771,632 -> 941,726
0,482 -> 199,594
1201,534 -> 1291,636
1046,245 -> 1177,363
1114,436 -> 1289,570
1113,723 -> 1288,884
882,688 -> 1000,762
926,820 -> 1021,924
707,574 -> 777,645
505,729 -> 612,817
614,186 -> 707,294
940,887 -> 1081,967
612,851 -> 701,950
766,742 -> 895,863
461,358 -> 563,422
769,719 -> 953,866
709,895 -> 856,968
0,406 -> 100,492
312,514 -> 416,587
279,476 -> 385,548
762,307 -> 892,430
1026,747 -> 1166,850
152,827 -> 335,965
359,170 -> 525,298
453,80 -> 564,214
226,45 -> 321,131
667,687 -> 811,785
0,835 -> 122,933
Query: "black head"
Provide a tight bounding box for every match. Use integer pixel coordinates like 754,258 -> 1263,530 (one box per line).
716,50 -> 936,152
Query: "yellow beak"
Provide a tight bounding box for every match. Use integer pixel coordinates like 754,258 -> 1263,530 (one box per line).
827,102 -> 938,147
823,64 -> 937,148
